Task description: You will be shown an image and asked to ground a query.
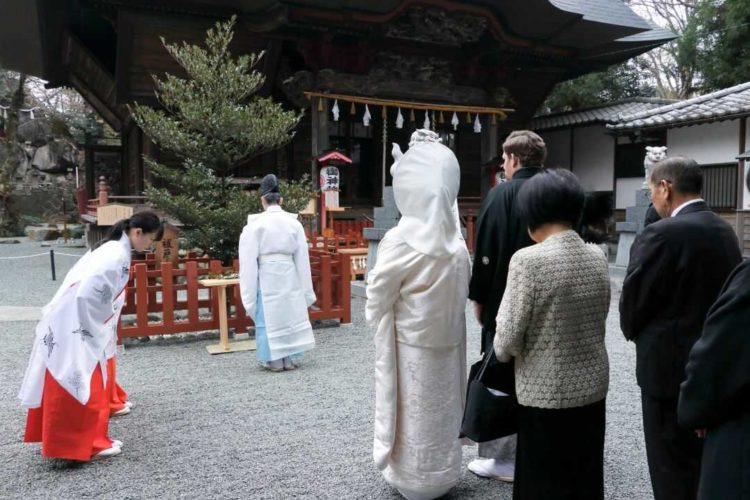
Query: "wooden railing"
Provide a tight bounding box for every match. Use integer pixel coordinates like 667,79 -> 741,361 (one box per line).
307,231 -> 368,252
76,178 -> 147,219
117,250 -> 351,339
301,218 -> 373,239
462,210 -> 476,255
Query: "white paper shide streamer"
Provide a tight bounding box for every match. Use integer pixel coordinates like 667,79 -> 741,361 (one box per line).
396,107 -> 404,129
451,112 -> 459,131
363,104 -> 372,127
423,110 -> 430,130
332,99 -> 340,122
473,114 -> 482,133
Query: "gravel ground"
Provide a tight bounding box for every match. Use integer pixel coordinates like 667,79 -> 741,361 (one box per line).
0,240 -> 653,499
0,238 -> 86,307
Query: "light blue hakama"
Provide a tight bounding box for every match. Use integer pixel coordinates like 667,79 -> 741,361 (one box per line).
254,287 -> 304,363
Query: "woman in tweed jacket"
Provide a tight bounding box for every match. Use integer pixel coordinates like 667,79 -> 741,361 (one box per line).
493,169 -> 610,500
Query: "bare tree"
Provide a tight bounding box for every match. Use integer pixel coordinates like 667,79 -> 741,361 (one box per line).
627,0 -> 701,99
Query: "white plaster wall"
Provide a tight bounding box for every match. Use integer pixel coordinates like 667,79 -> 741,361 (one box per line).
572,125 -> 615,192
667,120 -> 741,165
616,177 -> 644,209
540,129 -> 571,170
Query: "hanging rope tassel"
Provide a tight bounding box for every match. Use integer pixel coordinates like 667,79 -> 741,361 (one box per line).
317,97 -> 324,112
409,109 -> 416,122
350,102 -> 356,115
439,111 -> 445,124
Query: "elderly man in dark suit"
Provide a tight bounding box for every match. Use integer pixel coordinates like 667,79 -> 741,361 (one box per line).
620,156 -> 742,500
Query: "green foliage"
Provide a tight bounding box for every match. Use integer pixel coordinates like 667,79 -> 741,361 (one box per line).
542,62 -> 655,113
130,16 -> 310,262
145,158 -> 314,263
696,0 -> 750,91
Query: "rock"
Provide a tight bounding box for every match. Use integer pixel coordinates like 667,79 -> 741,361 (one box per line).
25,225 -> 61,241
31,141 -> 76,174
0,239 -> 20,244
17,120 -> 53,147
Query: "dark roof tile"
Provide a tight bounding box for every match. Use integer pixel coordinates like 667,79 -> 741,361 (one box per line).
608,82 -> 750,131
530,98 -> 674,130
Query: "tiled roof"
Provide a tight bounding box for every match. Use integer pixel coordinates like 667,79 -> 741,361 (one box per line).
530,98 -> 674,131
608,82 -> 750,131
550,0 -> 652,29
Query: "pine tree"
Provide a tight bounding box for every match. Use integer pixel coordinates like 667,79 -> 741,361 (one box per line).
696,0 -> 750,91
131,16 -> 314,263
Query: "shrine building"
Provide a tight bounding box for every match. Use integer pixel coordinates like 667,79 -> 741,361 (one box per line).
0,0 -> 673,218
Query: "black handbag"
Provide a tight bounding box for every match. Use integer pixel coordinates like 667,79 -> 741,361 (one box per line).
459,351 -> 519,442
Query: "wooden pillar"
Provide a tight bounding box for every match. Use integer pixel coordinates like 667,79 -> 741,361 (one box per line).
120,125 -> 131,196
737,117 -> 747,246
311,96 -> 329,231
480,117 -> 498,199
132,125 -> 144,195
85,145 -> 96,199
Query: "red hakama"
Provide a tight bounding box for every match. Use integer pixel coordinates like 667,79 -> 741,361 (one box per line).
24,364 -> 112,461
106,357 -> 129,416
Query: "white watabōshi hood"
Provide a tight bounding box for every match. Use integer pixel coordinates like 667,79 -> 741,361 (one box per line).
390,140 -> 462,258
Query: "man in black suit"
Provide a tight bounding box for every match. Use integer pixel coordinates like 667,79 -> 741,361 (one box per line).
620,156 -> 742,500
467,130 -> 544,481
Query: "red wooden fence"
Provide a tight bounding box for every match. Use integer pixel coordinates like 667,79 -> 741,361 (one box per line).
307,231 -> 368,251
117,250 -> 351,339
302,219 -> 373,239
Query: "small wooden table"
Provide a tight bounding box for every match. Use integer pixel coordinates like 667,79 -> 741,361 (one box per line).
337,248 -> 369,281
199,278 -> 257,355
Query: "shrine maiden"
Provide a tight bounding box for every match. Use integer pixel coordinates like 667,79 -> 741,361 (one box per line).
239,174 -> 316,372
366,135 -> 470,500
19,211 -> 163,461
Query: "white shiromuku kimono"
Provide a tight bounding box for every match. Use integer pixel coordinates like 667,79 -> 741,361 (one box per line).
239,205 -> 316,361
366,138 -> 470,500
19,234 -> 132,408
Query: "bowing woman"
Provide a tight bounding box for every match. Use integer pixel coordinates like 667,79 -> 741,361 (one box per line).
239,174 -> 317,372
19,211 -> 163,461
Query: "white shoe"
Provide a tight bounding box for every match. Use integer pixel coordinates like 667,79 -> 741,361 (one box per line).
283,357 -> 298,370
468,458 -> 514,482
92,446 -> 121,460
124,401 -> 133,409
112,407 -> 131,417
111,439 -> 123,449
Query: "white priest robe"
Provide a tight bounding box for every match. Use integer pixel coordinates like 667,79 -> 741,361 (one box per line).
239,205 -> 316,361
19,234 -> 132,408
366,137 -> 469,499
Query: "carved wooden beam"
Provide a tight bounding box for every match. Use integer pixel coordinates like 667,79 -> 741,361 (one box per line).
63,33 -> 124,131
